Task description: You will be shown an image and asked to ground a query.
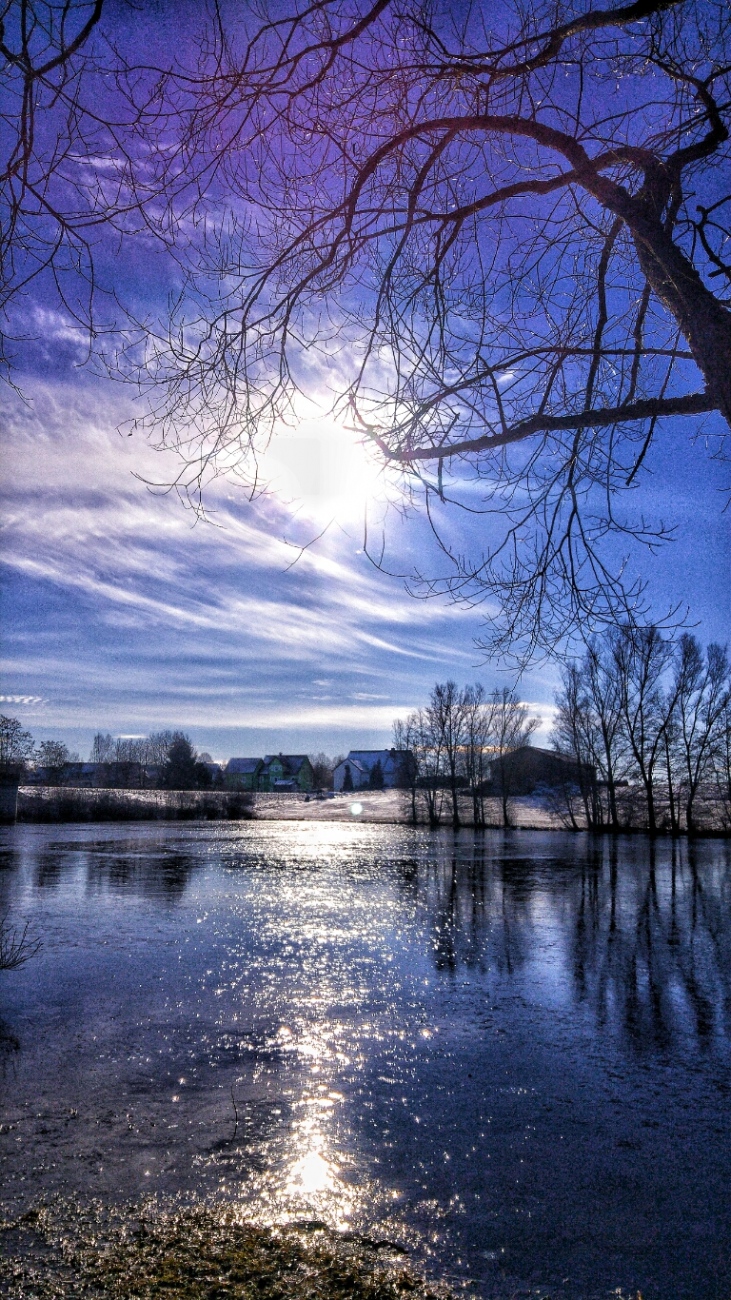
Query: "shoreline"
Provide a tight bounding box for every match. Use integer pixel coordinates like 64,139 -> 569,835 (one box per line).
9,785 -> 730,836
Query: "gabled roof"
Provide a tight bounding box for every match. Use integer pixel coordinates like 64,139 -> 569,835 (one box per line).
343,750 -> 392,770
226,757 -> 264,775
263,754 -> 312,775
335,756 -> 368,773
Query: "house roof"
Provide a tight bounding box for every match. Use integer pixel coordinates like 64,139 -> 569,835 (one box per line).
263,754 -> 311,775
226,757 -> 263,775
342,749 -> 404,770
334,757 -> 368,773
492,746 -> 582,765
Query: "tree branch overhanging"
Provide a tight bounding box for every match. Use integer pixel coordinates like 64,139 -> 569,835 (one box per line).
367,391 -> 716,463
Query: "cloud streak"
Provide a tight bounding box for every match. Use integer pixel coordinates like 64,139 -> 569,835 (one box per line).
1,376 -> 506,757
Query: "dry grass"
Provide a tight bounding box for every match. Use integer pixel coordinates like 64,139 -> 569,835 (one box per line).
0,1201 -> 453,1300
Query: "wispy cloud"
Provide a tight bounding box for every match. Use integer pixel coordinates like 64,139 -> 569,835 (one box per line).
2,375 -> 522,754
0,694 -> 46,706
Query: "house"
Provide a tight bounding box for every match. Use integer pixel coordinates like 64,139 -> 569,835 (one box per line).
484,746 -> 596,796
25,761 -> 148,788
225,758 -> 264,791
333,749 -> 415,792
259,754 -> 314,792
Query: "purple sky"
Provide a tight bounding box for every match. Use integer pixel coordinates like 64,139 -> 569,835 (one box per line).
1,0 -> 729,762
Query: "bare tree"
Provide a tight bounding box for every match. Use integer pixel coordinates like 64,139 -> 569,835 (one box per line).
90,731 -> 114,763
583,639 -> 629,830
133,0 -> 731,657
461,683 -> 492,829
143,731 -> 170,765
553,638 -> 630,829
1,1 -> 120,352
553,626 -> 729,832
397,706 -> 445,826
671,635 -> 730,833
486,687 -> 540,827
34,738 -> 78,783
0,715 -> 34,767
392,717 -> 419,823
712,692 -> 731,827
309,751 -> 338,790
552,661 -> 598,828
0,1 -> 221,370
428,680 -> 467,828
612,624 -> 676,834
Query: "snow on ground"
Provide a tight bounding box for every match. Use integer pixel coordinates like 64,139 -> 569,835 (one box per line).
251,789 -> 561,828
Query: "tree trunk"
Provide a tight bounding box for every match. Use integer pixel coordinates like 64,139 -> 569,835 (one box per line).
628,213 -> 731,428
645,775 -> 657,836
664,735 -> 678,836
600,726 -> 619,831
686,777 -> 700,837
449,764 -> 460,830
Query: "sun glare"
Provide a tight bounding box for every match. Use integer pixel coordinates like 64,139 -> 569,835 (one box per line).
261,415 -> 385,526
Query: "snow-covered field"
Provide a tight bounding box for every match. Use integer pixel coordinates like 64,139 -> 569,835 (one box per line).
252,789 -> 560,828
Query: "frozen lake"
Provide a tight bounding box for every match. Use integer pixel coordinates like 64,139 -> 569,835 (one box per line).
1,822 -> 729,1298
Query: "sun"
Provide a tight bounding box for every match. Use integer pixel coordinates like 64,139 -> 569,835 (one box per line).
259,414 -> 386,526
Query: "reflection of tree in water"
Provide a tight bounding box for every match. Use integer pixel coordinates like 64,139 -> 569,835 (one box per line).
28,838 -> 199,902
415,835 -> 731,1055
570,840 -> 731,1055
85,845 -> 198,902
34,851 -> 65,890
420,839 -> 557,976
0,849 -> 22,911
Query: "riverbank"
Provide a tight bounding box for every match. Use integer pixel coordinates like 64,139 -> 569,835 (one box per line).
14,785 -> 730,833
15,785 -> 559,828
252,789 -> 560,828
1,1201 -> 450,1300
16,786 -> 254,822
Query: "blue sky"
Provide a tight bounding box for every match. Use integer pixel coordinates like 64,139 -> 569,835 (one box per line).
0,359 -> 502,759
2,350 -> 728,762
1,1 -> 729,763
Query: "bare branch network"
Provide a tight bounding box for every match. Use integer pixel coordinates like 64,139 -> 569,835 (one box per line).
3,0 -> 730,656
129,0 -> 731,655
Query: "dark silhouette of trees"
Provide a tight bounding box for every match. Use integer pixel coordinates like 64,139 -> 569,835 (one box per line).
396,680 -> 538,826
309,752 -> 339,790
160,733 -> 211,790
552,627 -> 730,831
487,687 -> 541,827
395,707 -> 444,826
0,715 -> 34,769
462,684 -> 492,829
131,0 -> 731,656
34,738 -> 78,784
429,681 -> 467,828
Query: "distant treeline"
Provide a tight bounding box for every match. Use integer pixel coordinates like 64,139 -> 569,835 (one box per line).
394,682 -> 539,828
89,731 -> 215,789
0,725 -> 219,791
552,628 -> 730,835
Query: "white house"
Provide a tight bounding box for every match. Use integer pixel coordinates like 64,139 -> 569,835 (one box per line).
333,749 -> 414,792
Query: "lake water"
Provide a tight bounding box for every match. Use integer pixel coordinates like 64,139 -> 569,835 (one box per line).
1,822 -> 730,1299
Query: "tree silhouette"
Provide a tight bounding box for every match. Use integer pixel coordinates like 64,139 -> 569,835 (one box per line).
136,0 -> 731,656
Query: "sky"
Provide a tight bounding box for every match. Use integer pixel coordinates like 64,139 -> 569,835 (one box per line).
1,0 -> 729,764
2,351 -> 729,763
